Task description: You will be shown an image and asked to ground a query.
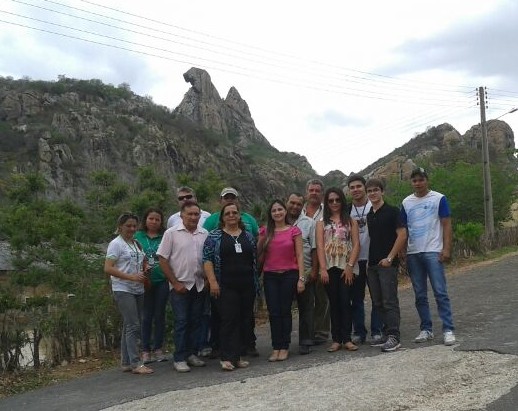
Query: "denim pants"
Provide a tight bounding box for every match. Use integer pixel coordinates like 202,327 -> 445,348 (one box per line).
263,270 -> 298,350
367,265 -> 400,339
113,291 -> 144,368
296,276 -> 315,346
407,252 -> 454,332
169,287 -> 205,362
217,283 -> 255,362
352,260 -> 383,338
141,280 -> 169,352
324,267 -> 354,344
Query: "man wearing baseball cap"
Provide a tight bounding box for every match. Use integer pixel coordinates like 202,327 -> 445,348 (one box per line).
400,168 -> 456,346
203,187 -> 259,236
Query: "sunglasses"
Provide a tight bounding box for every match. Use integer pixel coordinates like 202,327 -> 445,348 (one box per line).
327,198 -> 341,204
178,194 -> 194,201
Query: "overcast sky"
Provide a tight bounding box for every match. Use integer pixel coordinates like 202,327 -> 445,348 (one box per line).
1,0 -> 518,175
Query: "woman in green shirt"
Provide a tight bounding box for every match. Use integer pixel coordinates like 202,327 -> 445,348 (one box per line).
135,207 -> 169,363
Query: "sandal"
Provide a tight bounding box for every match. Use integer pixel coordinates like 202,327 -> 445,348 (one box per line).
132,364 -> 154,374
327,342 -> 342,352
220,360 -> 235,371
121,365 -> 132,372
236,360 -> 250,368
277,350 -> 289,361
344,342 -> 359,351
268,350 -> 280,362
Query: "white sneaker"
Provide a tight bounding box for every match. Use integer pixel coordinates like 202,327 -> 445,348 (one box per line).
173,361 -> 191,373
186,354 -> 206,367
443,330 -> 456,346
414,330 -> 434,343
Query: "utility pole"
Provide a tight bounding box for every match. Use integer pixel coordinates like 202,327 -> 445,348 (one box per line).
479,86 -> 495,238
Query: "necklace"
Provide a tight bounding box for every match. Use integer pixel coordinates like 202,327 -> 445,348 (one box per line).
353,201 -> 368,230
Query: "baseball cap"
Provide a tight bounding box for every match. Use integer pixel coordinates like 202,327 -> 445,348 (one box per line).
220,187 -> 239,197
410,167 -> 428,179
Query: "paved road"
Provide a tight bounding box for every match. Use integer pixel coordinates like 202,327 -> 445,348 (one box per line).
2,253 -> 518,410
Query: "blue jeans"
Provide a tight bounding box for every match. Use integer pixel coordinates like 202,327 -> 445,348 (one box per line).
142,281 -> 169,352
113,291 -> 144,368
352,260 -> 383,339
169,287 -> 205,362
407,252 -> 454,332
263,270 -> 298,350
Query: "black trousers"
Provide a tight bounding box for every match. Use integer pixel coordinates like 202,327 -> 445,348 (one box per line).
324,267 -> 353,344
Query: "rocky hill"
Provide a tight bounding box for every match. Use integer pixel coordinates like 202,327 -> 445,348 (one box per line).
0,69 -> 515,207
360,122 -> 516,180
0,69 -> 319,207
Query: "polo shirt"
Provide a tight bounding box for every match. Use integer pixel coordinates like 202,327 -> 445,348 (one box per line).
156,223 -> 208,291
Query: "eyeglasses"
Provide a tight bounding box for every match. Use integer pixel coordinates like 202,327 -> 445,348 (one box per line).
223,211 -> 239,216
327,198 -> 341,204
366,188 -> 381,194
222,194 -> 237,200
178,194 -> 194,201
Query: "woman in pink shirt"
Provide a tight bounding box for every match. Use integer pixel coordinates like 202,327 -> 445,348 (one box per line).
258,199 -> 305,362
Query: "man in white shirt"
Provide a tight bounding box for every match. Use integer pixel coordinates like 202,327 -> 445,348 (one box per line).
158,201 -> 209,372
301,178 -> 330,344
167,186 -> 210,229
346,174 -> 383,345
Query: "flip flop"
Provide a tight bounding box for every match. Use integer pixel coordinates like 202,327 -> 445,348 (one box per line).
344,342 -> 359,351
220,361 -> 235,371
327,343 -> 342,352
132,364 -> 154,374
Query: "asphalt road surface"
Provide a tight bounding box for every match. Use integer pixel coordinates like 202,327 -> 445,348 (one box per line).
2,253 -> 518,411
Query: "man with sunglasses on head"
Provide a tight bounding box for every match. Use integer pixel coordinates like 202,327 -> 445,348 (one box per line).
203,187 -> 260,358
401,168 -> 456,346
167,187 -> 211,229
346,175 -> 383,346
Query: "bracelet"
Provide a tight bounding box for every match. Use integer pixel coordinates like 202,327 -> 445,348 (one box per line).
347,262 -> 354,268
298,277 -> 305,282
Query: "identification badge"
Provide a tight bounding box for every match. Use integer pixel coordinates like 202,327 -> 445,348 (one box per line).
148,256 -> 155,266
234,243 -> 242,253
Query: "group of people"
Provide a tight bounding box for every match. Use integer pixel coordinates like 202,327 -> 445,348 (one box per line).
104,167 -> 456,375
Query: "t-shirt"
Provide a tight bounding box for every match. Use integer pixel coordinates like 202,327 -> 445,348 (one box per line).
134,231 -> 165,284
400,190 -> 451,254
203,211 -> 259,237
260,226 -> 301,272
106,235 -> 146,294
350,201 -> 372,261
367,203 -> 404,266
220,231 -> 255,286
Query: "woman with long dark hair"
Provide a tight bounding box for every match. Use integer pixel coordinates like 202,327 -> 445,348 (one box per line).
258,199 -> 305,362
104,213 -> 153,374
203,202 -> 257,371
135,207 -> 168,363
316,188 -> 360,352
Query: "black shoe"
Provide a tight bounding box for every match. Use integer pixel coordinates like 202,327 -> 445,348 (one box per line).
246,346 -> 260,357
299,345 -> 311,355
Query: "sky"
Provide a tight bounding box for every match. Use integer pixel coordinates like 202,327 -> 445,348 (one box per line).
1,0 -> 518,175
